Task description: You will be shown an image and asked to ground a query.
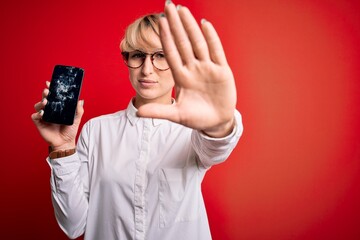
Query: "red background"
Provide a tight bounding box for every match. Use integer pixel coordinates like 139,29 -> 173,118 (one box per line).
1,0 -> 359,239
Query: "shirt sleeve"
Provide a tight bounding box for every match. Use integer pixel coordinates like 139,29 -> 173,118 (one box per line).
46,122 -> 91,239
191,110 -> 243,169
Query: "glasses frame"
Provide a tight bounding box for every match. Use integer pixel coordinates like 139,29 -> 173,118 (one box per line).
121,50 -> 170,71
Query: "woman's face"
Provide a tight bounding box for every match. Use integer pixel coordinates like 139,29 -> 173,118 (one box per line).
128,29 -> 174,108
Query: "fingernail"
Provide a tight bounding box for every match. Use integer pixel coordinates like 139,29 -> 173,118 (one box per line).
41,98 -> 45,103
39,110 -> 44,115
201,18 -> 207,25
160,12 -> 165,18
80,100 -> 84,107
165,0 -> 172,6
176,4 -> 182,10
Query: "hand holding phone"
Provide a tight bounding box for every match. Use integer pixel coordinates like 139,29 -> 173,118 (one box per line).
42,65 -> 84,125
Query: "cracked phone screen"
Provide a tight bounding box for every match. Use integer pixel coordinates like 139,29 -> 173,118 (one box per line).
43,65 -> 84,125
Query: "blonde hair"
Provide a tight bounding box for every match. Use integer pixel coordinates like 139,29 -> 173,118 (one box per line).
120,14 -> 161,52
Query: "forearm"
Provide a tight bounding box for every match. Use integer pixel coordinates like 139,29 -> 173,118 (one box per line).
48,153 -> 88,239
192,110 -> 243,168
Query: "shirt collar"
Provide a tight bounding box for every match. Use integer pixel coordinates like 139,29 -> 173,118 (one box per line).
126,98 -> 174,127
126,99 -> 139,126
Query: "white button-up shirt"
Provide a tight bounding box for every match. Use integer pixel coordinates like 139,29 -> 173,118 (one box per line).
48,100 -> 243,240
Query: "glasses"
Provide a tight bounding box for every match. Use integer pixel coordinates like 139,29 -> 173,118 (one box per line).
121,50 -> 170,71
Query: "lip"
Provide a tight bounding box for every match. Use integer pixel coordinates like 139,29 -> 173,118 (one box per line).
138,79 -> 158,88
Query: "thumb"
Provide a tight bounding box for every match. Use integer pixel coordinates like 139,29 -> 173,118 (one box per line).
74,100 -> 85,123
137,103 -> 180,123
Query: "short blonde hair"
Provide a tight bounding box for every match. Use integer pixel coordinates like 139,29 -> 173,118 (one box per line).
120,14 -> 160,52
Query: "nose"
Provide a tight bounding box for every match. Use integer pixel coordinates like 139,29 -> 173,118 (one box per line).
141,55 -> 154,75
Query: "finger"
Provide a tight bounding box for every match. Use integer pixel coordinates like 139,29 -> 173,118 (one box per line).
42,88 -> 49,99
34,98 -> 47,112
201,19 -> 228,65
159,16 -> 183,72
74,100 -> 84,124
164,2 -> 195,63
137,103 -> 181,123
46,81 -> 50,88
31,109 -> 44,123
177,6 -> 210,60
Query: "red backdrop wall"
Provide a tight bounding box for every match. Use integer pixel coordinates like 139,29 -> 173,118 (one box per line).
1,0 -> 359,239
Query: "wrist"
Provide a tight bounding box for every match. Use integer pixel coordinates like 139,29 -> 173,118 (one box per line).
49,142 -> 76,152
48,142 -> 76,159
202,117 -> 235,138
49,148 -> 76,159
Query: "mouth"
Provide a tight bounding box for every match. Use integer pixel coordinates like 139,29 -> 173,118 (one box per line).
138,79 -> 158,87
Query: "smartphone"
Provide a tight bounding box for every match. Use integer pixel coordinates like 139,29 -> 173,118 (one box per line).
42,65 -> 84,125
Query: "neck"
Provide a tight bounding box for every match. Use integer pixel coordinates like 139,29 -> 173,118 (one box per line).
133,95 -> 173,109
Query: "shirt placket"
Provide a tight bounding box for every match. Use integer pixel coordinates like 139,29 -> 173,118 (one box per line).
134,118 -> 151,240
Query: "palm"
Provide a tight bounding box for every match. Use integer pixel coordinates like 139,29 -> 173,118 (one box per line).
36,121 -> 79,147
172,62 -> 236,129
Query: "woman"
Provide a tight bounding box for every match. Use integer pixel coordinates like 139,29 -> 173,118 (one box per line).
32,1 -> 243,239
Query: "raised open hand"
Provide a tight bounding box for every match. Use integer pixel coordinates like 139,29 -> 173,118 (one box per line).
137,1 -> 237,137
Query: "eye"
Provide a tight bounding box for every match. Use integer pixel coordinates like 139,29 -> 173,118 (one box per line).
154,52 -> 165,59
129,51 -> 145,59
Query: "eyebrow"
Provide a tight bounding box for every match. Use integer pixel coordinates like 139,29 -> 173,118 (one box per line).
135,48 -> 163,53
